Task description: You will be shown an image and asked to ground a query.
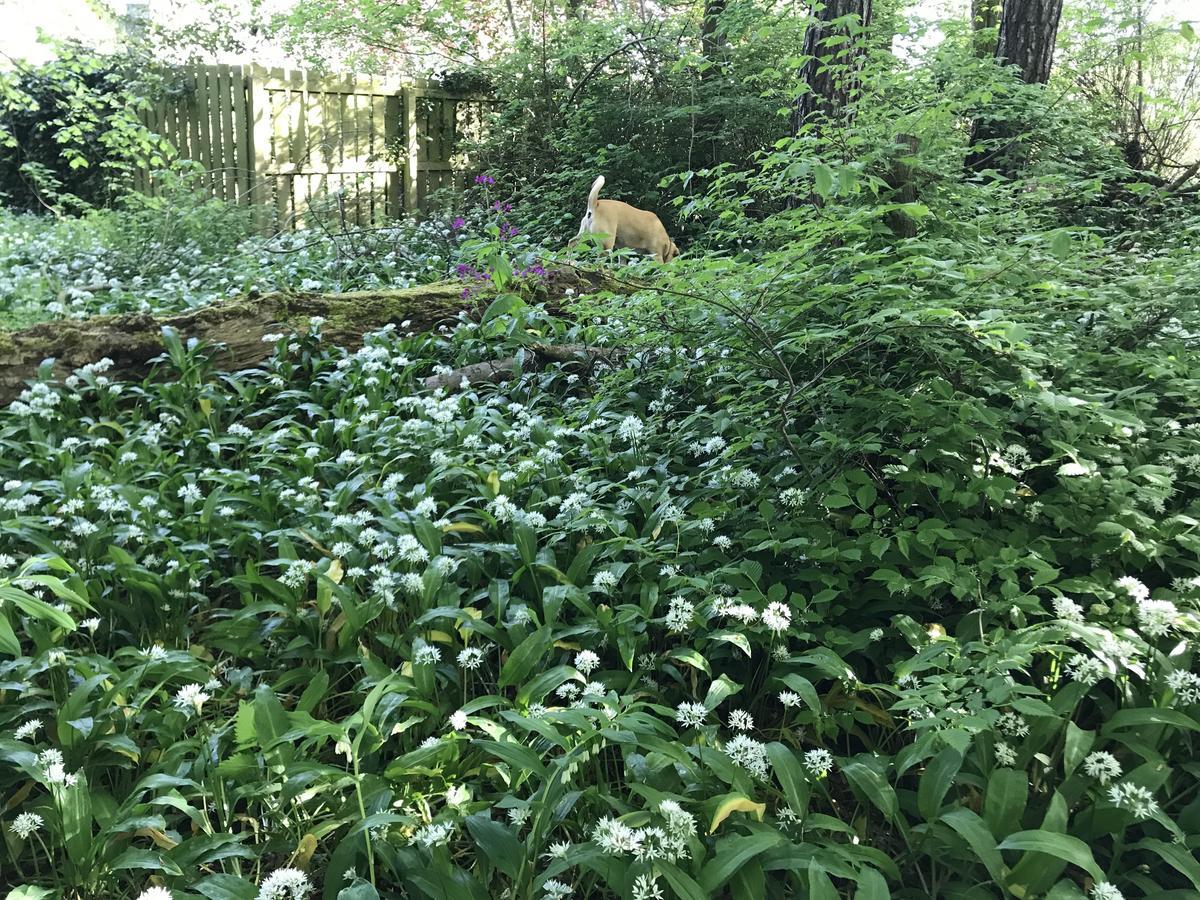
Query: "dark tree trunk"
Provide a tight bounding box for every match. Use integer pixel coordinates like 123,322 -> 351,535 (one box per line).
790,0 -> 874,134
701,0 -> 726,66
994,0 -> 1063,85
884,133 -> 920,238
971,0 -> 1000,57
966,0 -> 1064,174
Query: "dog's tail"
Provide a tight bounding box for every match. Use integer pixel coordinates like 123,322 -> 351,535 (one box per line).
587,175 -> 605,217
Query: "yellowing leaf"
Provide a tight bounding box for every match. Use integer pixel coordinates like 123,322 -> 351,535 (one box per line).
292,832 -> 318,868
199,398 -> 213,416
458,607 -> 482,641
486,471 -> 501,496
327,559 -> 344,584
443,521 -> 486,536
425,630 -> 454,645
553,640 -> 581,651
135,827 -> 179,850
709,793 -> 766,833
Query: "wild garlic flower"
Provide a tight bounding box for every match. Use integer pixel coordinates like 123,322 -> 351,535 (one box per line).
173,683 -> 211,715
1082,751 -> 1121,784
803,748 -> 835,777
255,867 -> 312,900
11,812 -> 43,839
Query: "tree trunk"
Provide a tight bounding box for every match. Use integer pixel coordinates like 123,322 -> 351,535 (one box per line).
701,0 -> 726,68
0,270 -> 617,406
965,0 -> 1064,174
994,0 -> 1063,85
971,0 -> 1000,57
884,133 -> 920,238
791,0 -> 874,134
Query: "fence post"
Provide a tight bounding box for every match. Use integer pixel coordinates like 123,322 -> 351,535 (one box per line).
245,65 -> 275,234
404,85 -> 419,215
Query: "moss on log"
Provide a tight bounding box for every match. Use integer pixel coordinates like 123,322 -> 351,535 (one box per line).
0,268 -> 620,405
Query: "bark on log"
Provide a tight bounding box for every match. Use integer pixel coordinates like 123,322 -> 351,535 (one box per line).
421,344 -> 624,393
0,268 -> 621,406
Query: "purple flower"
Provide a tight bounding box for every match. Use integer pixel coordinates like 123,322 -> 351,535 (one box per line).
474,174 -> 495,186
451,216 -> 465,231
492,200 -> 512,213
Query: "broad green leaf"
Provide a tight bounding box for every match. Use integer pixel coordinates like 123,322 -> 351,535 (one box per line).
1134,838 -> 1200,890
499,628 -> 550,688
1062,723 -> 1093,777
917,746 -> 962,820
704,674 -> 742,710
996,831 -> 1103,882
854,868 -> 891,900
984,768 -> 1027,836
941,808 -> 1006,884
766,742 -> 810,817
668,647 -> 712,676
779,673 -> 821,715
807,859 -> 839,900
700,832 -> 785,893
1103,708 -> 1200,733
465,812 -> 522,880
841,758 -> 901,827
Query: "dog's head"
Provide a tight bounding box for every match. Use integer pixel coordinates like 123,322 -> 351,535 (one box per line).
664,241 -> 680,263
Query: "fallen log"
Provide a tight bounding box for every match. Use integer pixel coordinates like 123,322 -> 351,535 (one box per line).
0,268 -> 622,405
421,344 -> 624,392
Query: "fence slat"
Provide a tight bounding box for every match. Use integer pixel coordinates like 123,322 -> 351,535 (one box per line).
136,64 -> 489,230
231,66 -> 250,205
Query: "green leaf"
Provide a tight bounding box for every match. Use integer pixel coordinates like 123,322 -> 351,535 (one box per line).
983,767 -> 1027,836
474,738 -> 547,778
1103,708 -> 1200,733
668,647 -> 712,676
465,812 -> 522,880
1182,21 -> 1195,41
813,164 -> 834,197
0,614 -> 20,656
499,627 -> 550,688
194,873 -> 258,900
996,831 -> 1103,882
841,758 -> 901,827
1062,723 -> 1093,777
658,862 -> 709,900
766,742 -> 811,817
516,665 -> 580,706
108,847 -> 184,875
480,292 -> 526,325
699,832 -> 785,893
917,747 -> 962,820
1048,229 -> 1072,259
1134,837 -> 1200,890
6,889 -> 56,900
779,673 -> 821,715
854,868 -> 891,900
60,772 -> 93,868
941,808 -> 1006,884
336,881 -> 381,900
704,674 -> 743,710
807,859 -> 839,900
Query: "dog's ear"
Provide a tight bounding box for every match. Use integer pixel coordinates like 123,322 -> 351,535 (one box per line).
664,241 -> 679,262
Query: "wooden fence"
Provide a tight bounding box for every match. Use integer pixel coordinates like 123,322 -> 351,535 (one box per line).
134,65 -> 491,232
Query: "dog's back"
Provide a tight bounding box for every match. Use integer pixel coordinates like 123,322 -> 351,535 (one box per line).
575,177 -> 678,263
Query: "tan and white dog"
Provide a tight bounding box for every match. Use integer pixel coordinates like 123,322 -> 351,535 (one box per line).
569,175 -> 678,263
